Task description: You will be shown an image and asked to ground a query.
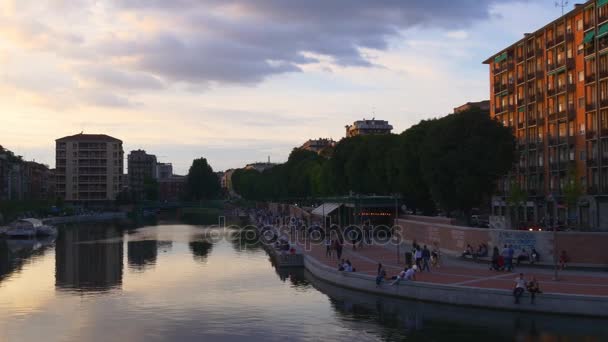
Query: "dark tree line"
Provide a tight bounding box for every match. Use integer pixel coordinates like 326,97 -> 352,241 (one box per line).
232,108 -> 516,216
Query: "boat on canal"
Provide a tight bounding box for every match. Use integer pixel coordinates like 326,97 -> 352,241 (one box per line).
1,218 -> 57,238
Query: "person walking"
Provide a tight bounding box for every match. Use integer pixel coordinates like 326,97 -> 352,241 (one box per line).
421,245 -> 431,272
491,246 -> 500,271
336,239 -> 343,260
414,247 -> 422,269
431,244 -> 441,268
507,245 -> 515,271
325,237 -> 332,257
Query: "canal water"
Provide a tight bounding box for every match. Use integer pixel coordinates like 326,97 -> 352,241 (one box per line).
0,223 -> 605,342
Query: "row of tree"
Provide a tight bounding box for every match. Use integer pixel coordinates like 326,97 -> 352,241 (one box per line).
232,108 -> 516,217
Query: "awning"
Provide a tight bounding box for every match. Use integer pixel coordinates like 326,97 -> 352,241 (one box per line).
599,0 -> 608,8
518,106 -> 525,112
311,203 -> 342,217
598,23 -> 608,38
494,52 -> 507,63
584,30 -> 596,44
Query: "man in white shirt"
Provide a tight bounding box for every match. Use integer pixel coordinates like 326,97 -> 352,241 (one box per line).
513,273 -> 526,304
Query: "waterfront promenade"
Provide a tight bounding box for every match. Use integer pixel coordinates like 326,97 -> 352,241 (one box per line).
295,237 -> 608,316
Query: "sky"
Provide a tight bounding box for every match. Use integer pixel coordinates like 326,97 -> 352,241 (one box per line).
0,0 -> 573,174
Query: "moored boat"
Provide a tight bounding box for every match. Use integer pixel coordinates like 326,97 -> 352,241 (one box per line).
2,218 -> 57,238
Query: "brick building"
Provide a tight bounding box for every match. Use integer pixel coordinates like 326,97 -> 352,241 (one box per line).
484,0 -> 608,230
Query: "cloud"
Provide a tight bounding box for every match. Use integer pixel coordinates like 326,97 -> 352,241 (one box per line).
0,0 -> 525,90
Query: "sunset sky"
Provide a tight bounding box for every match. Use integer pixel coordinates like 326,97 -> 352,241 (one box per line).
0,0 -> 567,173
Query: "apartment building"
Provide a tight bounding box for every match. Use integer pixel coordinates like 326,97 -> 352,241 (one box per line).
484,0 -> 608,230
299,138 -> 336,154
345,118 -> 393,138
127,150 -> 157,201
55,133 -> 124,203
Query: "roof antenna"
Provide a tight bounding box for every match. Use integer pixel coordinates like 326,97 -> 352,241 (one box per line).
555,0 -> 568,16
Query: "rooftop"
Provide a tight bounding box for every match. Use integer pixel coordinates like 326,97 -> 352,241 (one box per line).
56,133 -> 122,143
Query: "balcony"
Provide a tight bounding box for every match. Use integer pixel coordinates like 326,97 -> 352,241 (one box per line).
585,44 -> 596,56
555,34 -> 565,45
528,94 -> 536,103
517,75 -> 525,84
584,21 -> 595,31
599,12 -> 608,25
546,39 -> 555,48
600,69 -> 608,80
602,128 -> 608,137
587,158 -> 598,167
586,73 -> 597,83
566,32 -> 574,42
517,121 -> 525,129
516,54 -> 524,63
586,102 -> 598,111
547,87 -> 556,97
587,130 -> 598,139
537,116 -> 545,125
526,49 -> 535,59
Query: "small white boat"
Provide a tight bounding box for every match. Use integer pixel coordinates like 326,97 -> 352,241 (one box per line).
4,218 -> 57,238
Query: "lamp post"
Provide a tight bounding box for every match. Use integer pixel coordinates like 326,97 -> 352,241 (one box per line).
547,193 -> 559,281
394,194 -> 400,263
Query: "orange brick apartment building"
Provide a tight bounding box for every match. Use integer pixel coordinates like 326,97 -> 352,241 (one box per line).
484,0 -> 608,230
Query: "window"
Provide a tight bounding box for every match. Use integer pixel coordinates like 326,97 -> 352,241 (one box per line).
578,19 -> 583,31
581,151 -> 587,160
580,123 -> 586,135
578,97 -> 585,109
578,44 -> 584,55
579,71 -> 584,82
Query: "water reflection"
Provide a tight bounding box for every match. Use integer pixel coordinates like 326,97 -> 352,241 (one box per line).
306,270 -> 608,341
55,226 -> 123,292
0,237 -> 54,283
128,240 -> 158,271
188,240 -> 213,262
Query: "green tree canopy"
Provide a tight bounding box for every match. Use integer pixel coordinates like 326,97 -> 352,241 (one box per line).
186,158 -> 221,200
420,108 -> 515,218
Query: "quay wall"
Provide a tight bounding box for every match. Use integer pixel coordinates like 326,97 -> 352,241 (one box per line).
303,253 -> 608,317
43,212 -> 127,225
396,218 -> 608,266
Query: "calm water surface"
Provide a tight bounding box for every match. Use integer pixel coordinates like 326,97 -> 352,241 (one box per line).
0,223 -> 605,342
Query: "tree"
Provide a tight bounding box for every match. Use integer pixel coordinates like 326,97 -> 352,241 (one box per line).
186,158 -> 221,200
393,120 -> 436,215
420,108 -> 515,222
563,166 -> 583,228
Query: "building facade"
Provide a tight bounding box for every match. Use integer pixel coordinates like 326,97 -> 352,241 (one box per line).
127,150 -> 157,201
55,133 -> 124,203
159,175 -> 186,202
484,0 -> 608,230
1,145 -> 52,201
299,138 -> 336,154
345,119 -> 393,137
155,162 -> 173,180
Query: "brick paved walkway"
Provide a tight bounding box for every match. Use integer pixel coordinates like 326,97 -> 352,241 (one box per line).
296,237 -> 608,297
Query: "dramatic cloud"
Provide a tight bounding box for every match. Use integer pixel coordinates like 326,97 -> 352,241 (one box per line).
1,0 -> 520,91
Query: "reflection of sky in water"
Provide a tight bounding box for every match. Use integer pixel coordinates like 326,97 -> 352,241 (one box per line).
0,224 -> 605,342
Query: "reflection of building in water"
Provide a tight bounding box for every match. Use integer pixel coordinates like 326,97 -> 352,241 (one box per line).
128,240 -> 157,270
55,226 -> 123,292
